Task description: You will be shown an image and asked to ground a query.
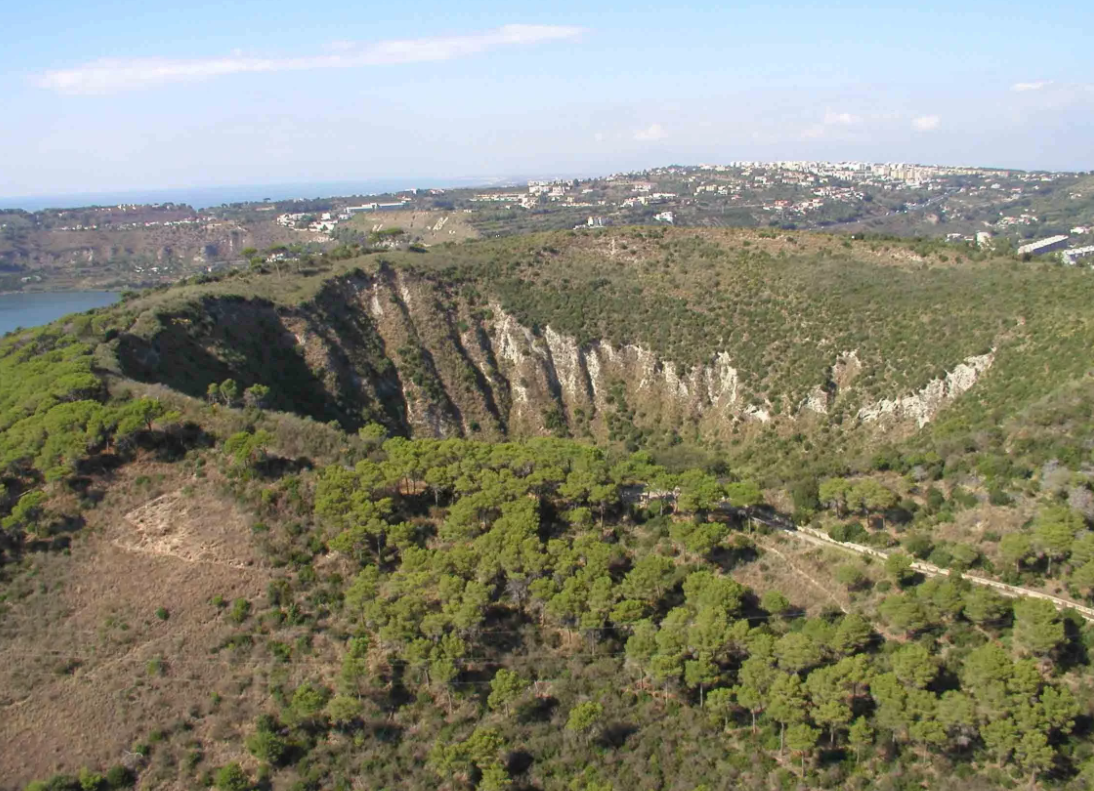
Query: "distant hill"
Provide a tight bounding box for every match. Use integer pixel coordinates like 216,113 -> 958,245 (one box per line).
5,165 -> 1093,294
102,227 -> 1094,481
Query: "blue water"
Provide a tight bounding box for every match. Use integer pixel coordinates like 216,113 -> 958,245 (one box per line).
0,176 -> 529,212
0,291 -> 121,336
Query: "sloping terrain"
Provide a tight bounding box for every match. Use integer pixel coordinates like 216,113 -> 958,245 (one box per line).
345,209 -> 479,246
7,227 -> 1094,791
108,228 -> 1094,478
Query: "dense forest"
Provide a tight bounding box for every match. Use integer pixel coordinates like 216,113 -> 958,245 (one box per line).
6,228 -> 1094,790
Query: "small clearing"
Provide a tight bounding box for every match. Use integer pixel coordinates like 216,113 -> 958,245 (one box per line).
120,490 -> 260,569
347,209 -> 479,245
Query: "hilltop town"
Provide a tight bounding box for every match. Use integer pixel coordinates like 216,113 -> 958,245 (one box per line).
3,161 -> 1093,291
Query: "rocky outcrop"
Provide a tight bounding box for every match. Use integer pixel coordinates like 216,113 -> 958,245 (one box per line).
485,304 -> 752,437
856,351 -> 995,427
116,269 -> 996,440
832,350 -> 862,390
798,386 -> 830,416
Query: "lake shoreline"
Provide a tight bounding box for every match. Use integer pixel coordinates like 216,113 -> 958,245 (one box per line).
0,291 -> 122,336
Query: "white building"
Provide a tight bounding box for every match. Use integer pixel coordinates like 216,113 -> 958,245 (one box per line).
1062,246 -> 1094,265
1017,235 -> 1069,256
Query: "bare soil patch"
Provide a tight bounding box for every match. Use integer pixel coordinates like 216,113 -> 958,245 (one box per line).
0,476 -> 272,787
119,489 -> 261,569
348,209 -> 479,245
733,534 -> 853,614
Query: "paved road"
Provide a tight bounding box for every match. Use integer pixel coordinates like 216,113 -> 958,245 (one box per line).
747,511 -> 1094,622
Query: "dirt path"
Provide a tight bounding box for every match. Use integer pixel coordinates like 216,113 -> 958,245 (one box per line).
751,514 -> 1094,621
757,539 -> 849,613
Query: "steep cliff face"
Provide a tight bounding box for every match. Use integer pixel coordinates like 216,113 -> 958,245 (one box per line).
487,307 -> 750,439
114,268 -> 995,440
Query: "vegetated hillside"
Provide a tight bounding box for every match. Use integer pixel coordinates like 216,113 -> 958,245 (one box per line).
110,227 -> 1093,477
342,209 -> 480,246
845,173 -> 1094,241
0,212 -> 323,292
8,229 -> 1094,791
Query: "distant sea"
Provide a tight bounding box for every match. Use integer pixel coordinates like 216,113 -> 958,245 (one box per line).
0,291 -> 120,336
0,177 -> 527,212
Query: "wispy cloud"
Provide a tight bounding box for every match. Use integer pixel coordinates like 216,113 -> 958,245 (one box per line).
34,24 -> 586,95
1013,80 -> 1053,92
800,108 -> 863,140
1009,80 -> 1094,110
911,115 -> 940,131
823,109 -> 861,126
633,123 -> 668,142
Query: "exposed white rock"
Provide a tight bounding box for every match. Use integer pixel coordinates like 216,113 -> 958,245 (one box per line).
544,326 -> 585,402
743,404 -> 772,423
486,305 -> 750,420
799,386 -> 829,415
857,350 -> 995,427
629,345 -> 659,391
368,287 -> 385,318
703,352 -> 739,409
585,347 -> 603,404
663,362 -> 689,398
490,308 -> 537,403
832,350 -> 862,389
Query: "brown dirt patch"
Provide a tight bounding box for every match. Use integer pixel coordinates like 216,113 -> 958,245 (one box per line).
347,209 -> 479,245
0,477 -> 272,787
733,534 -> 854,615
119,490 -> 261,569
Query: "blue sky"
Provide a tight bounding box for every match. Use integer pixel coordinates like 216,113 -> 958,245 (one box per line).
2,0 -> 1092,198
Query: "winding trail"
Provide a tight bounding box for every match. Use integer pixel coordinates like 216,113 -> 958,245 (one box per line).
748,511 -> 1094,622
757,541 -> 849,614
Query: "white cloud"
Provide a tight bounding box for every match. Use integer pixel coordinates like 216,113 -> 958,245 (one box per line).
823,109 -> 861,126
34,24 -> 586,94
1013,80 -> 1053,92
593,132 -> 606,142
633,123 -> 668,142
799,109 -> 862,140
911,115 -> 940,131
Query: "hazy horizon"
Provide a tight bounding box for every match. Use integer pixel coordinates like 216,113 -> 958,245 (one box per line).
0,176 -> 532,211
3,0 -> 1092,197
3,156 -> 1090,212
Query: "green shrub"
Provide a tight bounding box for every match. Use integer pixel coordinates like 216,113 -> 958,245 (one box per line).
103,766 -> 135,789
213,763 -> 251,791
229,598 -> 251,624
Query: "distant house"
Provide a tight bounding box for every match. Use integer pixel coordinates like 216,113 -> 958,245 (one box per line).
1062,246 -> 1094,265
346,200 -> 409,214
1017,235 -> 1069,256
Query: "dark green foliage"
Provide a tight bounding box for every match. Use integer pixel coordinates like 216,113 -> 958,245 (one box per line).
213,763 -> 251,791
103,766 -> 134,789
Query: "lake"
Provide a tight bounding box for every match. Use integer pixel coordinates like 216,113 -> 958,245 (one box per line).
0,291 -> 121,336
